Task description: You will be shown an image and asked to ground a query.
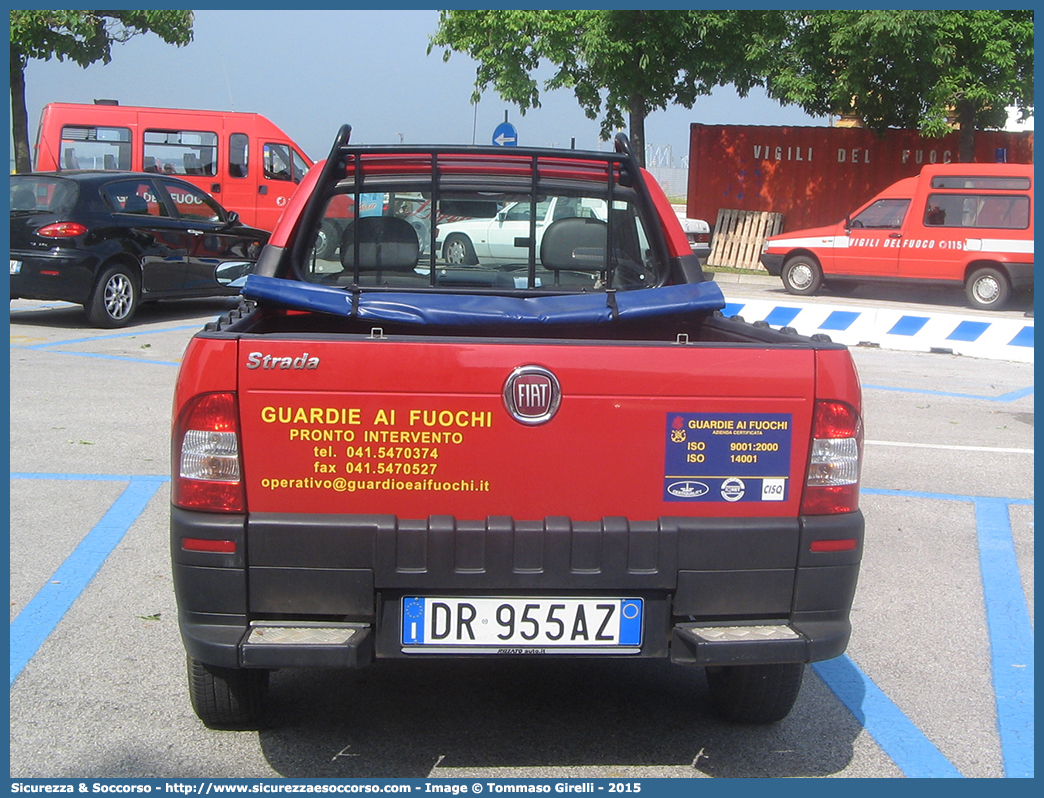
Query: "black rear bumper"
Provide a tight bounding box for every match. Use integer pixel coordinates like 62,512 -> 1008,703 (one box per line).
172,508 -> 862,669
9,248 -> 99,303
1007,262 -> 1034,291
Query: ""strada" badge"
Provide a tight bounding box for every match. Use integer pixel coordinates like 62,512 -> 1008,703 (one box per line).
246,352 -> 320,370
503,366 -> 560,425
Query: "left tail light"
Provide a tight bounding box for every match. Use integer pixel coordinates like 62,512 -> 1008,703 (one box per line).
172,392 -> 245,513
800,400 -> 862,515
37,222 -> 88,238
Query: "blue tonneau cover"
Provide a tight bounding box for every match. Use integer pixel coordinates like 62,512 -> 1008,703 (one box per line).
241,274 -> 725,326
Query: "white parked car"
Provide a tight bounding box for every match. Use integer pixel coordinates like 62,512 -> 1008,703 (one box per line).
673,206 -> 712,260
436,196 -> 607,264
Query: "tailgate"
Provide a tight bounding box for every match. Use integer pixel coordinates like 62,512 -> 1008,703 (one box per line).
237,337 -> 815,520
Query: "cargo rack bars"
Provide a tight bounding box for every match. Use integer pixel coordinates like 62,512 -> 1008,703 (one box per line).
287,124 -> 673,301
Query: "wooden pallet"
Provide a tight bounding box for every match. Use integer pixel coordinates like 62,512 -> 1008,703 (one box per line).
706,209 -> 785,270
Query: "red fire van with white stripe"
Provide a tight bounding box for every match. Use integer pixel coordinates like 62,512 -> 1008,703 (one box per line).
760,163 -> 1033,310
33,102 -> 315,231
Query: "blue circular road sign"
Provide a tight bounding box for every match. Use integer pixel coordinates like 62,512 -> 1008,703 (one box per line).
492,122 -> 518,147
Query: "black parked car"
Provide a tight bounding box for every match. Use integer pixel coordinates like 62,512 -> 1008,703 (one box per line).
10,171 -> 269,327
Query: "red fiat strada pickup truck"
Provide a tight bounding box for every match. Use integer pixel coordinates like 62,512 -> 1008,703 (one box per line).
171,126 -> 864,728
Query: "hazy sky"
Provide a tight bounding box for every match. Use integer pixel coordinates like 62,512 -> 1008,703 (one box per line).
15,9 -> 827,165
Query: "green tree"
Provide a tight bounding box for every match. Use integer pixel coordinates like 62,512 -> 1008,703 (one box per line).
430,10 -> 779,166
765,10 -> 1034,161
10,10 -> 194,173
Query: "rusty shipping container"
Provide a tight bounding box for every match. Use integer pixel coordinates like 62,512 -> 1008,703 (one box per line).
687,124 -> 1034,232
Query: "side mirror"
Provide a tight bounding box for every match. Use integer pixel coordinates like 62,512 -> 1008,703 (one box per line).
215,260 -> 255,286
224,210 -> 241,227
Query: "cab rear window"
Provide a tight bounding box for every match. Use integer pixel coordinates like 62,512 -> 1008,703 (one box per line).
303,186 -> 659,293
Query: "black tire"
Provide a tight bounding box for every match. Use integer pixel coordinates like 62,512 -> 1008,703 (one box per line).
86,262 -> 139,327
965,266 -> 1011,310
312,220 -> 340,260
781,255 -> 822,296
706,663 -> 805,724
443,233 -> 478,265
187,657 -> 269,728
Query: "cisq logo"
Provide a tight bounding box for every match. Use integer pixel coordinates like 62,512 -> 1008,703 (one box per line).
503,366 -> 561,425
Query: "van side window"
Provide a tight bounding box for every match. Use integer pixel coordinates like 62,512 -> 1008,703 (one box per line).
143,130 -> 218,177
931,175 -> 1031,191
59,126 -> 131,171
264,143 -> 293,181
850,199 -> 909,229
924,193 -> 1030,230
229,133 -> 249,178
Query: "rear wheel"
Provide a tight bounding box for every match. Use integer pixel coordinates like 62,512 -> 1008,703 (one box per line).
86,263 -> 138,327
312,220 -> 340,260
706,663 -> 805,724
443,234 -> 478,265
965,266 -> 1011,310
187,657 -> 269,728
781,256 -> 822,296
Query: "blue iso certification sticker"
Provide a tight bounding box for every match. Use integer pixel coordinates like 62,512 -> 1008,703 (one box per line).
663,413 -> 792,502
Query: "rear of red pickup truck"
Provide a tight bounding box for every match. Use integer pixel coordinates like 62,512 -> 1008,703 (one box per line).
171,129 -> 863,728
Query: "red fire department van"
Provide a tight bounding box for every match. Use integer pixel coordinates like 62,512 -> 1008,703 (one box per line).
760,163 -> 1034,310
33,102 -> 315,231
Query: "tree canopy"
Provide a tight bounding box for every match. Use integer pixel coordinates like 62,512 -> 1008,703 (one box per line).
10,10 -> 194,173
429,10 -> 773,166
431,10 -> 1033,165
764,10 -> 1034,162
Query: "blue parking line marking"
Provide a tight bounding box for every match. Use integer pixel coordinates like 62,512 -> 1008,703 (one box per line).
28,350 -> 181,367
819,310 -> 860,331
9,301 -> 78,311
22,325 -> 200,350
946,321 -> 990,342
862,384 -> 1034,403
813,656 -> 962,777
973,497 -> 1035,778
9,475 -> 1033,777
11,472 -> 169,482
862,487 -> 1033,507
863,488 -> 1034,778
722,302 -> 745,318
763,306 -> 801,327
1008,326 -> 1034,348
887,315 -> 930,336
9,478 -> 165,685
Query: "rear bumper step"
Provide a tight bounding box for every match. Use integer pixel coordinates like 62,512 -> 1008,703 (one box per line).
670,622 -> 845,666
239,621 -> 373,669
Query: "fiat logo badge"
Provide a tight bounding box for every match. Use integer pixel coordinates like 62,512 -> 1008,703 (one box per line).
503,366 -> 561,425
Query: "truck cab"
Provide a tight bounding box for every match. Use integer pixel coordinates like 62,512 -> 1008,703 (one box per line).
760,163 -> 1034,309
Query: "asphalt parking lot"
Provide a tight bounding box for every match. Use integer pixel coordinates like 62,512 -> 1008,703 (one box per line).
8,292 -> 1034,779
